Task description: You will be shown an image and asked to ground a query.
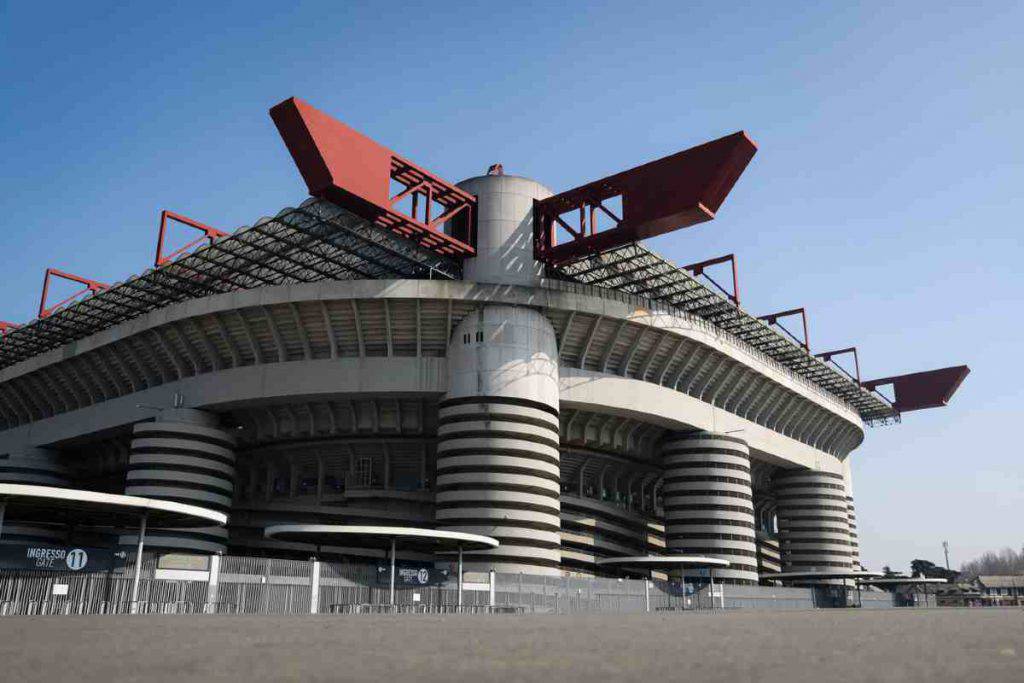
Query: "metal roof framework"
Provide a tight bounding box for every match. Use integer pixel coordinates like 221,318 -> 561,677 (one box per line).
0,199 -> 461,370
550,242 -> 898,424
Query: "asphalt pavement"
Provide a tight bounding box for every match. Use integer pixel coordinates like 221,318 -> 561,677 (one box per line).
2,608 -> 1022,682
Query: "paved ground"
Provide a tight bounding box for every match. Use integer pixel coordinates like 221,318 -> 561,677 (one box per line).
2,609 -> 1022,682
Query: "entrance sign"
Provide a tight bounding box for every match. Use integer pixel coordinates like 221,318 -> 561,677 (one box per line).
376,564 -> 450,587
0,544 -> 123,572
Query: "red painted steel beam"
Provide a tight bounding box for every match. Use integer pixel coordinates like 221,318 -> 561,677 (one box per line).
684,253 -> 740,305
155,210 -> 228,267
269,97 -> 476,257
862,365 -> 970,413
38,268 -> 109,319
758,307 -> 809,350
815,346 -> 861,385
534,131 -> 757,265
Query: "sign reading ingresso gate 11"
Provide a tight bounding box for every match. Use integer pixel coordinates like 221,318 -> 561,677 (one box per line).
0,545 -> 124,572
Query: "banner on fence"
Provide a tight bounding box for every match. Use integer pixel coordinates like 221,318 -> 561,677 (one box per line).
0,544 -> 125,572
376,564 -> 451,587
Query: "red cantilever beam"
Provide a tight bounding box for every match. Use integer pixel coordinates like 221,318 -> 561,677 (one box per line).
269,97 -> 476,257
684,253 -> 740,305
38,268 -> 109,319
862,365 -> 970,413
815,346 -> 861,385
155,210 -> 228,267
534,131 -> 757,265
758,307 -> 809,351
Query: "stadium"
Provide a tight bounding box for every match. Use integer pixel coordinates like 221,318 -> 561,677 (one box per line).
0,97 -> 968,613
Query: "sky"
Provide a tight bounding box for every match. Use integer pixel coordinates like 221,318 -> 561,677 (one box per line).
1,1 -> 1021,573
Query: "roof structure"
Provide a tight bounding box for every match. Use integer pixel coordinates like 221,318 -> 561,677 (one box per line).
0,199 -> 460,370
0,483 -> 227,528
550,243 -> 899,424
976,575 -> 1024,589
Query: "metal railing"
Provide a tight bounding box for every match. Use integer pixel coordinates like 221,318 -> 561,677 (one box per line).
0,552 -> 877,617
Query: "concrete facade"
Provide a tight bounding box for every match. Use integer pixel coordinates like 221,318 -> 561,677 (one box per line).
0,171 -> 867,584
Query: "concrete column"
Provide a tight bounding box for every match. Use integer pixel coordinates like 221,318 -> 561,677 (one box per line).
773,468 -> 853,580
123,408 -> 235,553
206,554 -> 221,614
435,305 -> 562,576
309,558 -> 321,614
660,431 -> 759,584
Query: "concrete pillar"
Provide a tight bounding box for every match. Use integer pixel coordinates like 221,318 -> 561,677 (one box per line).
205,554 -> 221,614
660,431 -> 759,584
773,468 -> 852,580
435,305 -> 562,576
309,558 -> 321,614
123,408 -> 236,553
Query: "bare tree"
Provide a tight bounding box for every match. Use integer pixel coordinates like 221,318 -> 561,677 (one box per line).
959,545 -> 1024,579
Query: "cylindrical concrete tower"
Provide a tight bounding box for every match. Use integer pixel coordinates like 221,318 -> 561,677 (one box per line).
843,460 -> 860,570
434,170 -> 562,575
660,432 -> 759,584
0,447 -> 70,546
773,469 -> 853,577
457,171 -> 552,286
436,305 -> 562,575
123,408 -> 236,553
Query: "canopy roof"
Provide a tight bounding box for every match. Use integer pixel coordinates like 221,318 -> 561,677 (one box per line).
762,569 -> 884,582
264,524 -> 499,552
596,555 -> 731,568
0,483 -> 227,529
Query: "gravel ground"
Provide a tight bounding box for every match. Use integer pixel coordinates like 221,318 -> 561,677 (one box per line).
2,608 -> 1022,682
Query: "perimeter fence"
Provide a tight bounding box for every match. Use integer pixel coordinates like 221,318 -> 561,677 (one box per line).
0,552 -> 881,617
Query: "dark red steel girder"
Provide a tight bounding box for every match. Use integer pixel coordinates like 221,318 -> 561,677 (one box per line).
38,268 -> 109,319
155,210 -> 229,267
862,365 -> 970,413
534,131 -> 757,265
758,307 -> 809,351
815,347 -> 861,385
270,97 -> 476,258
684,253 -> 740,305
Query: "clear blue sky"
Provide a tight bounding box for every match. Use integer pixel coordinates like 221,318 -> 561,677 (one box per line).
1,1 -> 1021,573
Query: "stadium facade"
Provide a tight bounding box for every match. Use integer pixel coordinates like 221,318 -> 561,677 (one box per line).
0,98 -> 968,586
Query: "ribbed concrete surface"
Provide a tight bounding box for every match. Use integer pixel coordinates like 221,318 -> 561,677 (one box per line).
124,410 -> 236,553
774,469 -> 852,576
436,398 -> 562,574
437,305 -> 561,575
0,448 -> 71,547
661,432 -> 758,584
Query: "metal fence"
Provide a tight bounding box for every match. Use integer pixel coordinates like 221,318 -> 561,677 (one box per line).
0,553 -> 890,617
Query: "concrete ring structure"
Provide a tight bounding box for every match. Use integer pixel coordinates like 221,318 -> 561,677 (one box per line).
0,97 -> 968,589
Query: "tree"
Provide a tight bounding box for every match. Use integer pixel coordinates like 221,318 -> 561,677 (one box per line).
910,559 -> 960,581
959,545 -> 1024,580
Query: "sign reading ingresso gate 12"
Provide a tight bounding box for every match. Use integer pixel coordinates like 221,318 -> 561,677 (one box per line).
0,544 -> 124,572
